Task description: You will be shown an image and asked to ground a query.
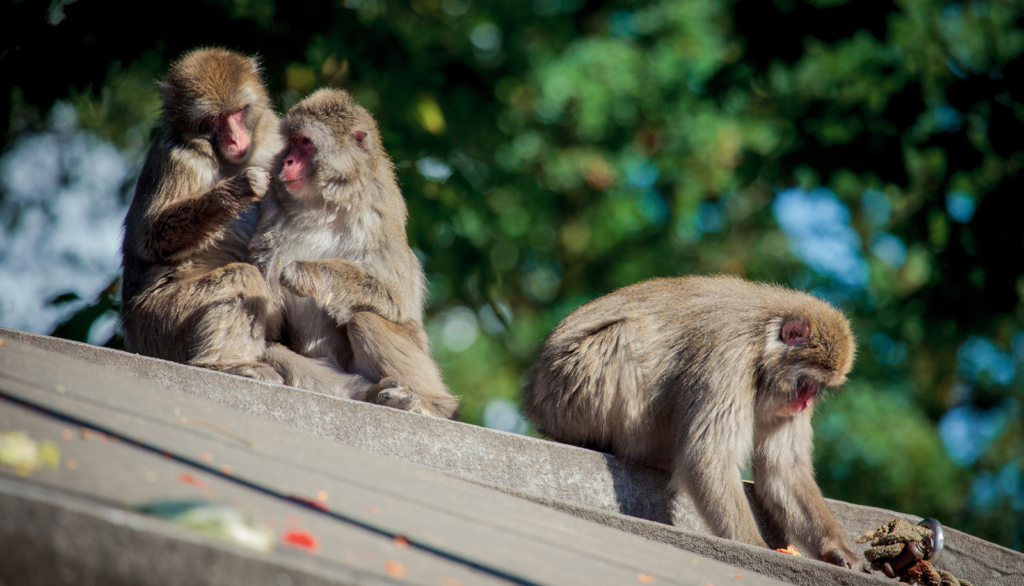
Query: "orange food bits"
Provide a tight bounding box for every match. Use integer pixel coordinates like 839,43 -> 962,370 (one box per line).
384,560 -> 406,578
775,544 -> 801,556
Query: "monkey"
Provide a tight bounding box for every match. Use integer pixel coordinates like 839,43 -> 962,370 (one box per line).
120,47 -> 284,382
250,88 -> 459,419
523,275 -> 863,570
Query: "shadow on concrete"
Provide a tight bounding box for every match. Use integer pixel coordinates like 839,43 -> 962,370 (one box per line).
606,456 -> 674,524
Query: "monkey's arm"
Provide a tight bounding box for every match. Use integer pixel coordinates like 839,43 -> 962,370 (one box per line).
673,400 -> 769,548
280,258 -> 404,324
142,158 -> 270,264
752,415 -> 863,570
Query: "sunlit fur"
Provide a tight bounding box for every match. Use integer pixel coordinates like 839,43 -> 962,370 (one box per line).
523,275 -> 862,569
251,89 -> 458,418
120,48 -> 284,381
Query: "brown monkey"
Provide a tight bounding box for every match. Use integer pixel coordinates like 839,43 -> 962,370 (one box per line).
250,88 -> 458,418
523,275 -> 862,569
121,48 -> 283,382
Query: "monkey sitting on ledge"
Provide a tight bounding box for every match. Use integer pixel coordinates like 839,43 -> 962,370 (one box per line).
121,48 -> 283,382
251,89 -> 459,418
523,275 -> 863,570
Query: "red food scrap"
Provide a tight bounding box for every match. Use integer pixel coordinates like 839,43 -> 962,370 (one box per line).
178,473 -> 207,488
283,529 -> 320,554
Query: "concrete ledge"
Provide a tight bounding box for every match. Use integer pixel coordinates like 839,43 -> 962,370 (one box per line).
3,328 -> 1021,585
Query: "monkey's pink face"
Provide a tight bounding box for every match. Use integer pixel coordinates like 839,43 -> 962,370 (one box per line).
776,318 -> 819,416
778,377 -> 820,416
281,134 -> 314,194
215,109 -> 250,162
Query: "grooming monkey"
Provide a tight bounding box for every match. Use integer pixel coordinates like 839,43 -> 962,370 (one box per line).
121,48 -> 283,381
523,275 -> 862,569
250,88 -> 459,418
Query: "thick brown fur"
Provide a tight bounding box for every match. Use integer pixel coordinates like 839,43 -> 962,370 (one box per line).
523,275 -> 862,569
121,48 -> 284,381
250,88 -> 458,418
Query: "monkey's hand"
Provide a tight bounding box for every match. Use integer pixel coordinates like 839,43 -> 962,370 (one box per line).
222,167 -> 271,205
821,546 -> 864,572
145,167 -> 271,263
280,260 -> 322,299
280,258 -> 372,315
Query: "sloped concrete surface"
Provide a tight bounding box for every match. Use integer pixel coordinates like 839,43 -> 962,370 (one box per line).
1,337 -> 787,586
2,328 -> 1021,585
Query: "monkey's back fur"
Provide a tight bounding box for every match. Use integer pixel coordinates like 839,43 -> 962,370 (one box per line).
523,275 -> 855,467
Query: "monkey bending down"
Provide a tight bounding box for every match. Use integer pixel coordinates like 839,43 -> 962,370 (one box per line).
121,48 -> 284,382
523,275 -> 862,569
250,89 -> 458,419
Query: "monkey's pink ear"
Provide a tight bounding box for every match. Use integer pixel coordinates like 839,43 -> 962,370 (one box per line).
353,128 -> 367,148
781,319 -> 810,345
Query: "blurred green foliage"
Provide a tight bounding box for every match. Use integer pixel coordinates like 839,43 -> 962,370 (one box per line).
2,0 -> 1023,549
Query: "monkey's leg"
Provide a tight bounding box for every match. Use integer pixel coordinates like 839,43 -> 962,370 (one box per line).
145,167 -> 270,263
280,259 -> 404,323
527,318 -> 659,460
263,343 -> 391,399
186,262 -> 282,384
347,312 -> 458,419
674,409 -> 768,548
752,415 -> 862,570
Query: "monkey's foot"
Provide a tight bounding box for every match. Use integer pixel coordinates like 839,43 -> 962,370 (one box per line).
219,362 -> 285,385
371,380 -> 437,415
372,384 -> 454,419
371,378 -> 411,407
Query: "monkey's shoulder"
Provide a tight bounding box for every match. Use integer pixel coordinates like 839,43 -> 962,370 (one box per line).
134,136 -> 221,199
